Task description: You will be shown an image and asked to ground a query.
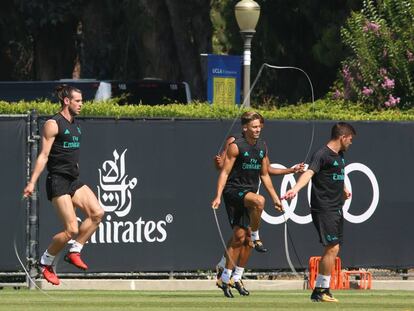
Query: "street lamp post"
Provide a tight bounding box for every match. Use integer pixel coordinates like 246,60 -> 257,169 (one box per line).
235,0 -> 260,108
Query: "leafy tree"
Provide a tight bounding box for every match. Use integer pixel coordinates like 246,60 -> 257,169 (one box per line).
1,0 -> 362,103
0,0 -> 212,98
211,0 -> 361,104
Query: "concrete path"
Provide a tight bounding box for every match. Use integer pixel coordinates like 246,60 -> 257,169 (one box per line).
35,279 -> 414,291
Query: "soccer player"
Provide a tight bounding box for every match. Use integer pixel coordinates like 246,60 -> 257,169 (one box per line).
211,111 -> 283,298
284,122 -> 356,302
23,85 -> 104,285
214,131 -> 304,253
214,129 -> 305,287
213,127 -> 304,291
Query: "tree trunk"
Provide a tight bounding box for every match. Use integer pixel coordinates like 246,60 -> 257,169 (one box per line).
34,22 -> 77,80
164,0 -> 212,99
135,0 -> 179,80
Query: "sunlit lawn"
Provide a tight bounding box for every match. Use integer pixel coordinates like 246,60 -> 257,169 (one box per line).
0,289 -> 413,311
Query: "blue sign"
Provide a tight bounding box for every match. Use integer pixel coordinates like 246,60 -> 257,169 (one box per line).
207,54 -> 242,105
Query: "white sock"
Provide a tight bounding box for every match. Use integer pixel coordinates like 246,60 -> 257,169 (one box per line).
251,230 -> 260,241
232,266 -> 245,282
40,250 -> 55,266
217,255 -> 226,269
69,241 -> 84,253
315,274 -> 331,289
221,268 -> 232,284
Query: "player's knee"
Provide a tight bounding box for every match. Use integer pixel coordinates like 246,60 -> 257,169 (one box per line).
326,243 -> 340,256
254,195 -> 265,211
86,203 -> 104,224
91,207 -> 104,224
65,226 -> 79,240
332,244 -> 340,254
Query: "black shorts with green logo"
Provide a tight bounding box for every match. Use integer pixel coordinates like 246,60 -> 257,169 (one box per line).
311,208 -> 344,246
222,187 -> 251,229
46,173 -> 85,201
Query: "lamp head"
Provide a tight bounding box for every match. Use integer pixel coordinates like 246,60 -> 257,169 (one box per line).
235,0 -> 261,32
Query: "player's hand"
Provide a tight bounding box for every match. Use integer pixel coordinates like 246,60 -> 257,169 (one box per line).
212,197 -> 221,209
214,155 -> 224,170
23,182 -> 35,198
293,162 -> 305,173
283,189 -> 297,200
274,200 -> 284,212
343,188 -> 352,200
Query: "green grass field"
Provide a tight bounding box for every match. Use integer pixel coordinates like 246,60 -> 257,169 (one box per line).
0,289 -> 413,311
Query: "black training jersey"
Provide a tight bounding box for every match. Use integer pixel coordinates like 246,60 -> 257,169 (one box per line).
308,145 -> 345,211
225,136 -> 267,192
47,113 -> 81,178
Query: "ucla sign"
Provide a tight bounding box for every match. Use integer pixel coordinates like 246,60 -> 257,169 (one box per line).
207,54 -> 242,106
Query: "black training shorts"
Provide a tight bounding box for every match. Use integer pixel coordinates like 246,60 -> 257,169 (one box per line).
311,208 -> 344,246
46,173 -> 85,201
222,187 -> 251,229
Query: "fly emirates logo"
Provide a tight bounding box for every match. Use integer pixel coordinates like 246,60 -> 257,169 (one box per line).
91,149 -> 174,244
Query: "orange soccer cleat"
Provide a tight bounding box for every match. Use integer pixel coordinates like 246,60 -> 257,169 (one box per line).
40,264 -> 60,285
64,252 -> 88,270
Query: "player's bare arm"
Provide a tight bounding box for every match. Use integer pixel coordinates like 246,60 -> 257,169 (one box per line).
262,150 -> 304,176
284,169 -> 315,200
267,161 -> 305,175
214,136 -> 236,170
23,120 -> 58,198
212,143 -> 238,209
260,156 -> 283,211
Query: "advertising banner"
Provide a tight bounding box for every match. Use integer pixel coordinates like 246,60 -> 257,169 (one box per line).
207,55 -> 242,106
2,118 -> 413,272
0,117 -> 27,271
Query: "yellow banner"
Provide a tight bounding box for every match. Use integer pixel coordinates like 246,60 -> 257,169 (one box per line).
213,77 -> 236,106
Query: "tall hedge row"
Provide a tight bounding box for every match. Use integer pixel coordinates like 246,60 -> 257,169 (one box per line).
1,99 -> 413,121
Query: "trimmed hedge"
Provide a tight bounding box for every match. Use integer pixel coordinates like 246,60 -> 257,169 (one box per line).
1,99 -> 414,121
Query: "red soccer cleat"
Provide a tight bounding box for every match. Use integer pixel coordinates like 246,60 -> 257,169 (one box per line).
64,252 -> 88,270
40,264 -> 60,285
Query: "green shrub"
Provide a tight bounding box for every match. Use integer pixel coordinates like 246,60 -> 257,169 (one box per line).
337,0 -> 414,109
1,99 -> 414,121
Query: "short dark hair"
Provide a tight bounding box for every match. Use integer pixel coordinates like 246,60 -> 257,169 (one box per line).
241,111 -> 263,126
331,122 -> 356,139
55,84 -> 82,106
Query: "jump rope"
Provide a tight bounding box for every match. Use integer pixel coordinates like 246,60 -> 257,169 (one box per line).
213,63 -> 316,277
